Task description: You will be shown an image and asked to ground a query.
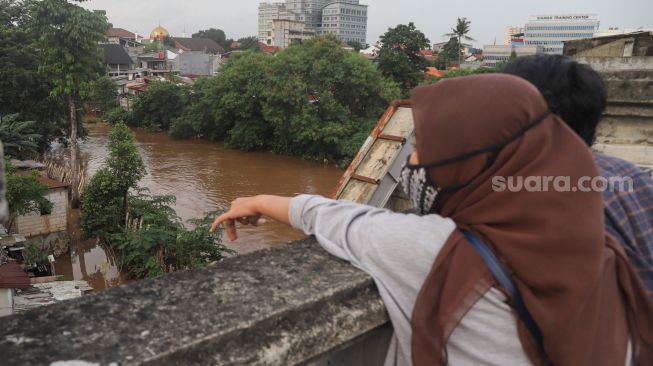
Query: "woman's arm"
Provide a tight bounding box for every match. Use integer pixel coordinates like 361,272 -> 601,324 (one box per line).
210,195 -> 291,241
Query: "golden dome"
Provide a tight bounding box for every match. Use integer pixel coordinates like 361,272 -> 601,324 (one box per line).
150,25 -> 169,39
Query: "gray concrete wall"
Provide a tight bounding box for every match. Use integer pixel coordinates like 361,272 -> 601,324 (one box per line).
176,52 -> 221,76
594,69 -> 653,169
577,56 -> 653,71
0,238 -> 391,365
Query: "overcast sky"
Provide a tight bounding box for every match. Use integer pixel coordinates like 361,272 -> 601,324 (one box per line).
81,0 -> 653,47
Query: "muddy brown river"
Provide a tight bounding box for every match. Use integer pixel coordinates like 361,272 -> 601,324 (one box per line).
54,123 -> 343,290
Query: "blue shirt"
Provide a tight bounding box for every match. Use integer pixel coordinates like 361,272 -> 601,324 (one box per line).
595,153 -> 653,300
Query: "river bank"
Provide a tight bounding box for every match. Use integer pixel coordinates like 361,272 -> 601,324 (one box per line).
52,123 -> 344,290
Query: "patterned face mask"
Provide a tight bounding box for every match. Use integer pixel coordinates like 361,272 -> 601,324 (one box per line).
400,159 -> 441,215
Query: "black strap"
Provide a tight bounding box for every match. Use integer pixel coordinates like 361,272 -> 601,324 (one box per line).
461,229 -> 547,359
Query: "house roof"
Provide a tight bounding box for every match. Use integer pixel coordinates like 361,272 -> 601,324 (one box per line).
102,44 -> 133,66
37,176 -> 69,189
0,261 -> 30,289
425,67 -> 446,78
173,38 -> 225,54
258,42 -> 281,54
107,27 -> 137,40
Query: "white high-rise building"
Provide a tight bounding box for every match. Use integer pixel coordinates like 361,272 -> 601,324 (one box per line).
524,14 -> 600,54
321,0 -> 367,45
258,0 -> 368,47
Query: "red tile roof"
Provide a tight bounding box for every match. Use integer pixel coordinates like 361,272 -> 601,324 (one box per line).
419,49 -> 433,56
107,28 -> 136,40
258,42 -> 281,54
0,262 -> 30,289
37,176 -> 69,189
425,67 -> 447,78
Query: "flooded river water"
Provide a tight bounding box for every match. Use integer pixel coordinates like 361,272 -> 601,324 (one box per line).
54,123 -> 343,290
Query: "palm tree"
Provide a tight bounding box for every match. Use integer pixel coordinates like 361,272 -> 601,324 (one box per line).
444,17 -> 476,66
0,114 -> 42,158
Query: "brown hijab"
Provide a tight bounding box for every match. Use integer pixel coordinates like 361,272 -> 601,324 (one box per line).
409,74 -> 653,365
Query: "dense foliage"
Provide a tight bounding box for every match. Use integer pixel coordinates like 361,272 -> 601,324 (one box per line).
81,124 -> 232,278
86,77 -> 118,113
169,36 -> 400,165
236,36 -> 260,51
423,66 -> 496,85
436,37 -> 462,70
0,0 -> 68,153
130,81 -> 190,131
5,160 -> 53,229
30,0 -> 109,204
192,28 -> 229,50
0,114 -> 42,158
377,23 -> 431,95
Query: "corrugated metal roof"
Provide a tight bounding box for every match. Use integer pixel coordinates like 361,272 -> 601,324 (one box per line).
0,262 -> 30,289
334,100 -> 415,209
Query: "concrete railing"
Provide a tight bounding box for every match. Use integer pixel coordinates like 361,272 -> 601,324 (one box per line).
0,238 -> 392,366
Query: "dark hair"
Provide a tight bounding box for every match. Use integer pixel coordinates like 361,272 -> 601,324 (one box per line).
501,55 -> 607,146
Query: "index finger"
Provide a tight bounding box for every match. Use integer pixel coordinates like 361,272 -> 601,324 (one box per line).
210,212 -> 230,232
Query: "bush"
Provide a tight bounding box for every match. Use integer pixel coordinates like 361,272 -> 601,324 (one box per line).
169,117 -> 196,140
81,125 -> 232,279
130,81 -> 189,130
103,107 -> 131,125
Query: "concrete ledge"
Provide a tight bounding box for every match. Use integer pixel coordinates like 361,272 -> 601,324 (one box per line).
0,238 -> 390,366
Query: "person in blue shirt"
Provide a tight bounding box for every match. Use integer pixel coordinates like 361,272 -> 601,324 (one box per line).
503,55 -> 653,299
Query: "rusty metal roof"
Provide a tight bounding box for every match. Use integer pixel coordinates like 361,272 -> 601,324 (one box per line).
333,100 -> 415,208
0,262 -> 30,289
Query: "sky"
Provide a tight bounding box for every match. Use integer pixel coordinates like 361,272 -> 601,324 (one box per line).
81,0 -> 653,47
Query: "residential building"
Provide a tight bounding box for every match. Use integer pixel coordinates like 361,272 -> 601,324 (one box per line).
258,0 -> 368,47
482,44 -> 544,68
258,2 -> 297,44
524,14 -> 600,55
101,43 -> 134,77
272,19 -> 316,48
137,53 -> 173,77
320,1 -> 367,45
505,26 -> 525,45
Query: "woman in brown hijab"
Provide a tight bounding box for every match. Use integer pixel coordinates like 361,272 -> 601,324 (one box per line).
212,74 -> 653,365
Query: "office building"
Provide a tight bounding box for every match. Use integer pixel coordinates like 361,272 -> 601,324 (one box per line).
258,0 -> 368,48
482,44 -> 544,68
504,26 -> 525,45
524,14 -> 600,54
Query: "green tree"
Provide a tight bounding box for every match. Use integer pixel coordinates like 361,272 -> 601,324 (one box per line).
378,23 -> 431,95
87,76 -> 117,113
0,114 -> 42,158
346,40 -> 363,51
437,37 -> 462,69
172,36 -> 400,165
30,0 -> 110,206
509,50 -> 518,61
192,28 -> 229,49
236,36 -> 260,51
106,123 -> 146,217
5,161 -> 53,229
444,17 -> 476,66
130,81 -> 189,130
81,124 -> 231,278
0,0 -> 68,153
